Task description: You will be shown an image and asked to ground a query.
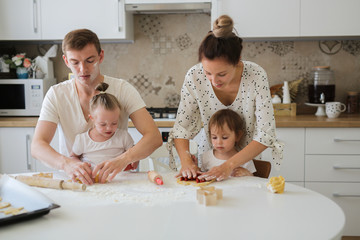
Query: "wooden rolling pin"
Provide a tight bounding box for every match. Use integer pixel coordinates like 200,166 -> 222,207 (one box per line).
148,171 -> 163,185
15,175 -> 86,191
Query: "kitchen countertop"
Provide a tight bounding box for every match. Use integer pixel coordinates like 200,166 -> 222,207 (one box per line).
0,172 -> 345,240
1,114 -> 360,128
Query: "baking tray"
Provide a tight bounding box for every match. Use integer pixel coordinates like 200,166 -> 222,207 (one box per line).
0,174 -> 60,226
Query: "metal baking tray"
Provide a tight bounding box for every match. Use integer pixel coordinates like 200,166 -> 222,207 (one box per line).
0,174 -> 60,226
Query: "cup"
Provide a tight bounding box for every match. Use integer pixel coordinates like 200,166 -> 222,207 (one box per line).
325,102 -> 346,118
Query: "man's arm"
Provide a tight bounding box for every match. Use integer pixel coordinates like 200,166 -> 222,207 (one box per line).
127,107 -> 163,160
31,120 -> 93,185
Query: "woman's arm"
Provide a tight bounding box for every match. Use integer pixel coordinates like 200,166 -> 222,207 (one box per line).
174,138 -> 201,178
31,120 -> 93,185
93,107 -> 162,183
199,140 -> 267,181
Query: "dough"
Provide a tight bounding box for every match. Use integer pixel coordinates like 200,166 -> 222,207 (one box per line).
1,207 -> 26,215
177,178 -> 215,187
0,202 -> 11,209
33,172 -> 53,178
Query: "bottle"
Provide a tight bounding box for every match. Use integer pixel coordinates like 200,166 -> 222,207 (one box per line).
346,91 -> 358,114
308,66 -> 335,103
282,81 -> 291,104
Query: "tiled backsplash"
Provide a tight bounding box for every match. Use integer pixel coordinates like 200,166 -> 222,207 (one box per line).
8,14 -> 360,110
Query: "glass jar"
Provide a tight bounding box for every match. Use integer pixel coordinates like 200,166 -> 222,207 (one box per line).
346,91 -> 358,114
308,66 -> 335,103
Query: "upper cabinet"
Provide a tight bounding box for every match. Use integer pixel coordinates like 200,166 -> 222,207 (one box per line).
300,0 -> 360,37
0,0 -> 133,41
212,0 -> 300,38
0,0 -> 41,40
213,0 -> 360,39
41,0 -> 133,41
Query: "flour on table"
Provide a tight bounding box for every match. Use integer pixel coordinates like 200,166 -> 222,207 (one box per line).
37,172 -> 265,207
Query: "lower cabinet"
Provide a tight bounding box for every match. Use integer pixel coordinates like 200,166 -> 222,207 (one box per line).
263,127 -> 360,236
0,127 -> 58,174
0,128 -> 35,174
305,128 -> 360,236
261,128 -> 305,186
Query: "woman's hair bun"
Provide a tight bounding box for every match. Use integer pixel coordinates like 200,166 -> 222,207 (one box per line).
212,15 -> 234,38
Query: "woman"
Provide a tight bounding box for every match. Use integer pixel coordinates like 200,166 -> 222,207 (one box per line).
168,15 -> 283,181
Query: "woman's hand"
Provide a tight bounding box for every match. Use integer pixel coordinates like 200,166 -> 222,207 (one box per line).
63,157 -> 93,185
198,162 -> 233,182
176,155 -> 201,179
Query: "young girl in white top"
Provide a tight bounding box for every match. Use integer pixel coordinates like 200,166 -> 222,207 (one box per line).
200,109 -> 256,177
71,82 -> 135,175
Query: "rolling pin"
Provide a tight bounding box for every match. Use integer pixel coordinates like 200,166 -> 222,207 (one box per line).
148,171 -> 163,185
15,175 -> 86,191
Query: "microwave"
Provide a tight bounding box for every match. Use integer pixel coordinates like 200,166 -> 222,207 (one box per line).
0,78 -> 56,116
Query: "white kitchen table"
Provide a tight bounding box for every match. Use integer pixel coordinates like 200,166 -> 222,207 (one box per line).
0,172 -> 344,240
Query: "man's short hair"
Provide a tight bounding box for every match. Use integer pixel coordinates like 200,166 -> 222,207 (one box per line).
62,29 -> 101,55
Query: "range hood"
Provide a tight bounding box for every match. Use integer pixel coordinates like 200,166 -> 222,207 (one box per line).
125,2 -> 211,14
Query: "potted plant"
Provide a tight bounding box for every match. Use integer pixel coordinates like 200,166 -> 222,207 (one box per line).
4,53 -> 32,79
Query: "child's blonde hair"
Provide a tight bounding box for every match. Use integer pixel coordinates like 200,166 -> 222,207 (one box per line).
208,109 -> 244,145
90,82 -> 121,114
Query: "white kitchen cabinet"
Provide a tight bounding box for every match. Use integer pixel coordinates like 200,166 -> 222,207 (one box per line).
0,127 -> 59,174
261,128 -> 305,186
41,0 -> 133,40
301,0 -> 360,37
0,128 -> 35,173
213,0 -> 360,38
305,128 -> 360,236
212,0 -> 300,38
0,0 -> 41,40
126,0 -> 210,3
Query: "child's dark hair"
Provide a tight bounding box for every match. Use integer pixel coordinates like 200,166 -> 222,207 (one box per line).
198,15 -> 243,66
208,109 -> 244,143
90,82 -> 121,113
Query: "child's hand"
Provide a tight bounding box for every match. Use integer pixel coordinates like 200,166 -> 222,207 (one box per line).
231,167 -> 253,177
198,162 -> 233,182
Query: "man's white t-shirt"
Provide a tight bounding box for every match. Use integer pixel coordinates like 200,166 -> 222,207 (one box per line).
39,75 -> 145,157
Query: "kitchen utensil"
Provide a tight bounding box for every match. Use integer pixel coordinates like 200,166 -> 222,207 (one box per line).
148,171 -> 163,185
0,174 -> 60,226
325,102 -> 346,118
308,66 -> 335,103
305,103 -> 326,116
346,91 -> 358,114
282,81 -> 291,103
15,175 -> 86,191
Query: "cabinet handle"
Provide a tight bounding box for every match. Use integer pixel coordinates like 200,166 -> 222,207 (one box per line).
334,138 -> 360,142
33,0 -> 38,33
26,134 -> 32,170
333,165 -> 360,170
117,0 -> 122,32
333,193 -> 360,198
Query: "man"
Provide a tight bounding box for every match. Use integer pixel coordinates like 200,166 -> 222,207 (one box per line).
31,29 -> 162,185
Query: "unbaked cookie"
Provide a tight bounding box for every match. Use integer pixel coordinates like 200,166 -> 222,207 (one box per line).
1,207 -> 26,215
0,202 -> 11,209
177,178 -> 215,187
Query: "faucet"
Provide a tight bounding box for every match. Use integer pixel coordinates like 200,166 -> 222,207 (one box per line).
320,93 -> 325,104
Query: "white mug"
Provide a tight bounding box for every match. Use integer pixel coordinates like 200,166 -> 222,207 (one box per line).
325,102 -> 346,118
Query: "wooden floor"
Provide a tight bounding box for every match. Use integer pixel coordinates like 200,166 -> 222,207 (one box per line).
342,237 -> 360,240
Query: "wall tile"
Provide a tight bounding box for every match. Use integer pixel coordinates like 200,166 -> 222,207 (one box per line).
8,14 -> 360,109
